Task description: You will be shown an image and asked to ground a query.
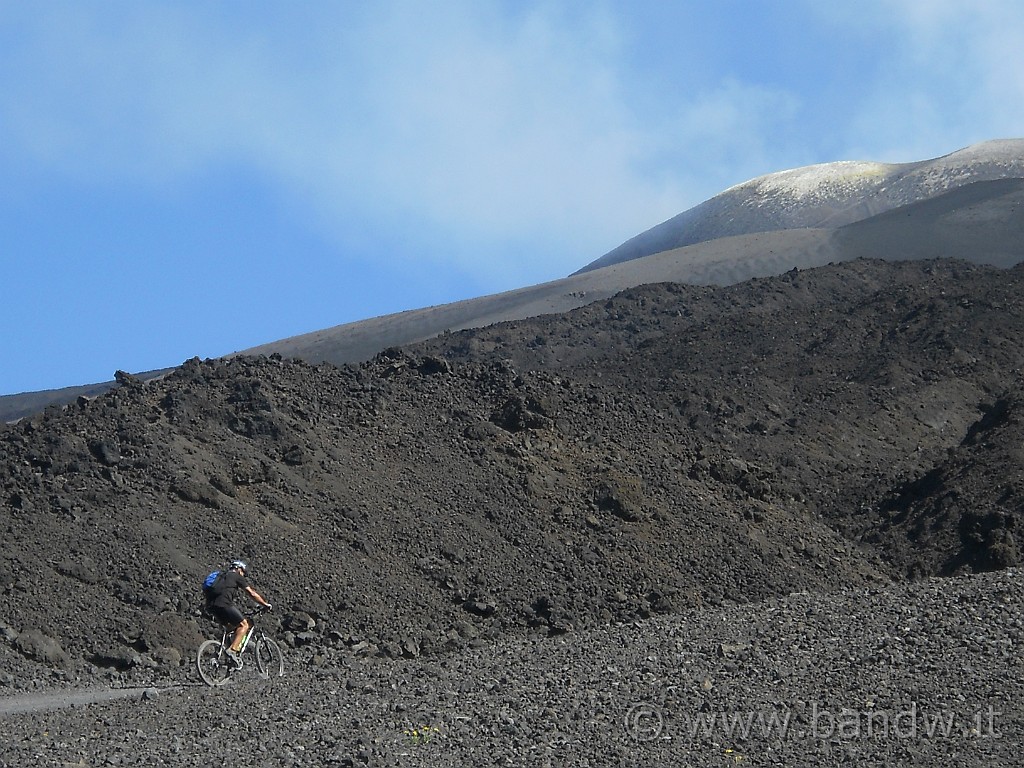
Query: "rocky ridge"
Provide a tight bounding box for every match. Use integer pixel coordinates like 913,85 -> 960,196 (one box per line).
1,258 -> 1021,678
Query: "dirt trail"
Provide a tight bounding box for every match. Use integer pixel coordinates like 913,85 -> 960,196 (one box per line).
0,686 -> 171,716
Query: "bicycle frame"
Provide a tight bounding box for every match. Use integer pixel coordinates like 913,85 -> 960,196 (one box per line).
216,618 -> 259,658
196,607 -> 284,686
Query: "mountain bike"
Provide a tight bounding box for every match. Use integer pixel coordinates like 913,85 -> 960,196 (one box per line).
196,606 -> 284,686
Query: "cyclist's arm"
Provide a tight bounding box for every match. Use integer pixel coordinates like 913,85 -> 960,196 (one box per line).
244,585 -> 272,608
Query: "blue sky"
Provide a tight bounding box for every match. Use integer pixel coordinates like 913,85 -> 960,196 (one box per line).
2,1 -> 1022,396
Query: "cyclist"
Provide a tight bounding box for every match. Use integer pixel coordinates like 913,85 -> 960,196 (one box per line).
205,560 -> 273,665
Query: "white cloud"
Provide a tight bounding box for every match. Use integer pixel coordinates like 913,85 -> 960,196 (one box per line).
662,80 -> 804,186
0,1 -> 821,282
18,0 -> 1016,284
0,6 -> 627,260
811,0 -> 1024,161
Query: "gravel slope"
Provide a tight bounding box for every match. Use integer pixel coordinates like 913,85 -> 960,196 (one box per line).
1,569 -> 1021,767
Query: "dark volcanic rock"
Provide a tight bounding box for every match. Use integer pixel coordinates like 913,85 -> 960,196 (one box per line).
1,258 -> 1023,765
412,258 -> 1024,581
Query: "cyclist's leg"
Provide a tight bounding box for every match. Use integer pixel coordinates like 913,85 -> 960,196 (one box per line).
231,618 -> 251,652
210,604 -> 247,650
222,606 -> 249,652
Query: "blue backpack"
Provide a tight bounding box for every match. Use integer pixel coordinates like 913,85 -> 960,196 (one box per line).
202,569 -> 226,599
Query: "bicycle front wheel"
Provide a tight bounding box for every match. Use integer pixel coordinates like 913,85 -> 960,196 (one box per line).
255,637 -> 284,679
196,639 -> 233,686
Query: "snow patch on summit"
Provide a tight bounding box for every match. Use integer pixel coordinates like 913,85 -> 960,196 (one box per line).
737,161 -> 897,201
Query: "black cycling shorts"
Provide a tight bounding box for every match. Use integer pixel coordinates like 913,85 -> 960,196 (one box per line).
209,603 -> 245,627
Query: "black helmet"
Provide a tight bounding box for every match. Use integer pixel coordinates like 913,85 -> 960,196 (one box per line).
230,560 -> 248,573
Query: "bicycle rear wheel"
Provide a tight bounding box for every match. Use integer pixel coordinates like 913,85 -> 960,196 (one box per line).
255,637 -> 284,679
196,639 -> 233,686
